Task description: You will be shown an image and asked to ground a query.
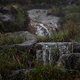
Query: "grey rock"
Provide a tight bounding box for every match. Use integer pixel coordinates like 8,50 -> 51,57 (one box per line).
36,42 -> 72,65
27,9 -> 60,36
0,7 -> 14,22
36,42 -> 80,66
57,53 -> 80,70
0,31 -> 37,50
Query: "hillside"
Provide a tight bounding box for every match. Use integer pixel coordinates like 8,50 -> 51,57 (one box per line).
0,0 -> 80,80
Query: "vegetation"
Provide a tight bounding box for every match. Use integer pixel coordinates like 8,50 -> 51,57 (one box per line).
26,65 -> 80,80
37,30 -> 70,42
38,5 -> 80,42
51,48 -> 60,64
47,6 -> 63,17
0,48 -> 28,68
48,5 -> 80,22
0,0 -> 80,80
0,33 -> 24,45
63,5 -> 80,23
37,22 -> 79,42
0,48 -> 32,79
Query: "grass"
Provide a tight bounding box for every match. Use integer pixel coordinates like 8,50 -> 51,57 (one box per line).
48,5 -> 80,23
25,65 -> 80,80
0,48 -> 28,70
0,33 -> 24,45
39,5 -> 80,42
37,30 -> 70,42
0,48 -> 30,79
0,48 -> 36,79
63,5 -> 80,23
0,3 -> 80,80
47,6 -> 63,17
37,21 -> 80,42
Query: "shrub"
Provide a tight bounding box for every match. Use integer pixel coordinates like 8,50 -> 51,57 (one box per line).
61,5 -> 80,42
63,21 -> 80,42
63,21 -> 78,38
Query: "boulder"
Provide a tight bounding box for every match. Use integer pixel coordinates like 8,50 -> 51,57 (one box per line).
0,31 -> 37,50
7,69 -> 33,80
57,53 -> 80,70
0,5 -> 30,32
36,42 -> 80,66
36,42 -> 72,65
27,9 -> 60,36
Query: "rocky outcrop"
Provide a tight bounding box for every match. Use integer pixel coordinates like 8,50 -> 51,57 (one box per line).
0,7 -> 14,22
1,41 -> 80,79
8,69 -> 33,80
0,5 -> 29,32
27,9 -> 60,36
0,31 -> 37,50
36,42 -> 80,66
58,53 -> 80,70
36,42 -> 71,65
